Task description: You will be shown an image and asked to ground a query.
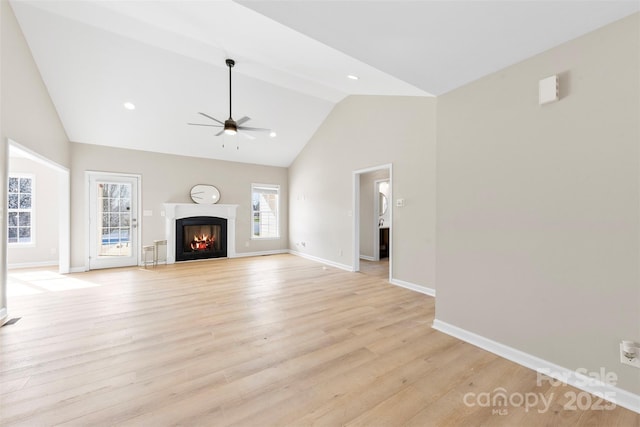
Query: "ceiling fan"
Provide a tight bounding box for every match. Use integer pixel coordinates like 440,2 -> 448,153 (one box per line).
188,59 -> 270,138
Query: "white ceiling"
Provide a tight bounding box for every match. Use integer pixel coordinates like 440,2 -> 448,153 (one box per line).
10,1 -> 639,167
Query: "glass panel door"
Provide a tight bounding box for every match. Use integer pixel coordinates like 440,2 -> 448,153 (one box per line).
89,174 -> 139,269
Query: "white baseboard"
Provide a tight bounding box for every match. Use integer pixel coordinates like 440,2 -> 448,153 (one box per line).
289,251 -> 436,296
359,255 -> 375,261
8,260 -> 58,270
432,319 -> 640,414
232,249 -> 289,258
70,266 -> 88,273
289,250 -> 353,272
390,278 -> 436,297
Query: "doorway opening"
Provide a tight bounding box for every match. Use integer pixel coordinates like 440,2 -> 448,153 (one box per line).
7,140 -> 70,275
352,164 -> 392,282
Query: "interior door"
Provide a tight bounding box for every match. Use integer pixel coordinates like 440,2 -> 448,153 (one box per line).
88,173 -> 139,269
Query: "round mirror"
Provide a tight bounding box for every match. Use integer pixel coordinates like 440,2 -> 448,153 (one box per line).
379,193 -> 388,215
190,184 -> 220,204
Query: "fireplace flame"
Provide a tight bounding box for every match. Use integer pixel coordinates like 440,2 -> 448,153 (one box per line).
190,234 -> 215,251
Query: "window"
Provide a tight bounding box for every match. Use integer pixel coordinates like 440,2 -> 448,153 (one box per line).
251,184 -> 279,239
8,175 -> 34,244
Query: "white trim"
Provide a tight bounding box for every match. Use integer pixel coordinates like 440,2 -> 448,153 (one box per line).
290,250 -> 436,297
1,142 -> 7,325
352,171 -> 360,270
373,179 -> 390,261
289,250 -> 352,272
233,249 -> 288,258
8,260 -> 57,269
432,319 -> 640,414
58,171 -> 70,274
70,266 -> 88,273
390,278 -> 436,297
7,242 -> 35,248
359,255 -> 375,261
372,180 -> 379,262
251,183 -> 281,240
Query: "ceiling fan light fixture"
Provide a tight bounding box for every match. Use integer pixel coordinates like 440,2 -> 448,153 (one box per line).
224,119 -> 237,135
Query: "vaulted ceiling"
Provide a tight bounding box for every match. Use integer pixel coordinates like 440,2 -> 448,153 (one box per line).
10,1 -> 639,167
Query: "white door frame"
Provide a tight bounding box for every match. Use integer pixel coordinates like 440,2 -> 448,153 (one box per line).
85,171 -> 142,270
373,178 -> 389,262
8,140 -> 70,274
352,163 -> 392,281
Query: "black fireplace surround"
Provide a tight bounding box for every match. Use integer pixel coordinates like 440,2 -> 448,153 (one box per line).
176,216 -> 227,261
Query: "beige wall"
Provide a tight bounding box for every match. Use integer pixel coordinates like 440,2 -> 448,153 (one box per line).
359,169 -> 389,259
3,0 -> 637,398
289,95 -> 436,287
1,0 -> 70,318
70,143 -> 288,270
436,14 -> 640,394
8,157 -> 59,267
1,1 -> 69,167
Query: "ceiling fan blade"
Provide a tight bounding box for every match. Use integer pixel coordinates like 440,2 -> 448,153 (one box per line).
215,129 -> 225,136
236,116 -> 251,126
240,131 -> 256,140
198,112 -> 224,125
238,126 -> 270,132
187,123 -> 223,127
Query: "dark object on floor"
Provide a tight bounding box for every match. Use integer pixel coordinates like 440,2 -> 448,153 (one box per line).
2,317 -> 21,327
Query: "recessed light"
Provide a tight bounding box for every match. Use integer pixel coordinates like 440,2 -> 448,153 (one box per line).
123,102 -> 136,110
269,131 -> 277,138
347,75 -> 359,80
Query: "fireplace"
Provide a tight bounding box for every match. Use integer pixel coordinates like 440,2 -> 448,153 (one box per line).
163,203 -> 238,264
175,216 -> 227,261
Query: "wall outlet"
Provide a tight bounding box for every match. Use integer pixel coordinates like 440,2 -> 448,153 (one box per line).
338,249 -> 343,256
620,343 -> 640,368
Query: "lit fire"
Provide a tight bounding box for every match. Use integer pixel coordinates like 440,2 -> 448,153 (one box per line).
190,234 -> 215,251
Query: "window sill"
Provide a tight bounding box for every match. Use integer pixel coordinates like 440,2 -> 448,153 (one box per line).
8,243 -> 36,248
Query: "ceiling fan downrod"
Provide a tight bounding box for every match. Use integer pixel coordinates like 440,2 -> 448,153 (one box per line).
224,59 -> 237,135
188,57 -> 270,138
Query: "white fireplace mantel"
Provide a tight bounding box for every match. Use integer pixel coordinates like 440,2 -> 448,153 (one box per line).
163,203 -> 238,263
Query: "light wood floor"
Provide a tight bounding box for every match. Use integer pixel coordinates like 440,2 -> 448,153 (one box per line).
1,255 -> 638,426
359,258 -> 389,280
